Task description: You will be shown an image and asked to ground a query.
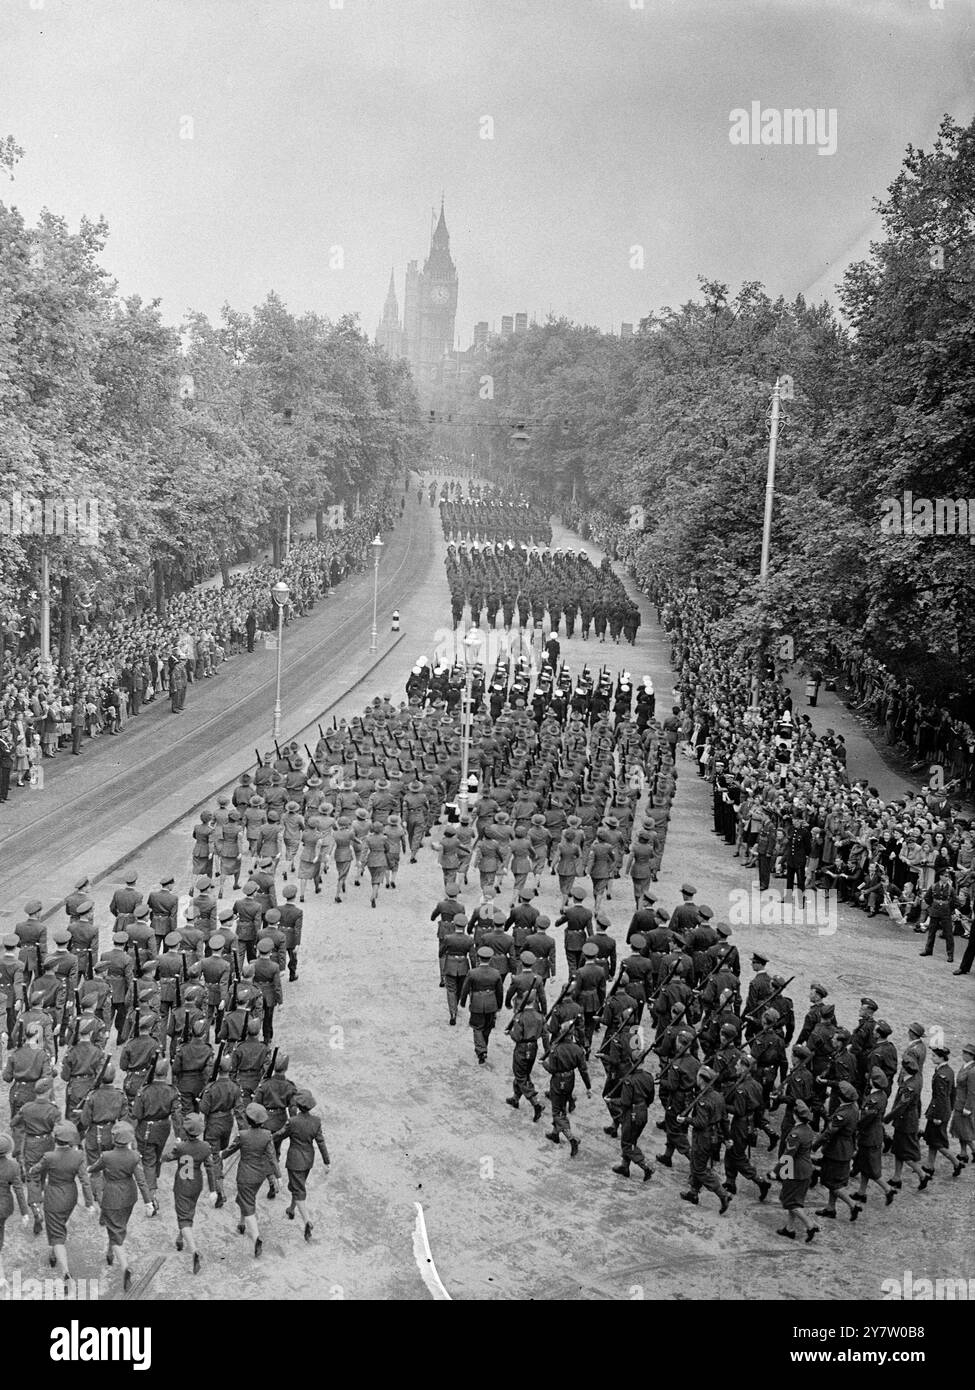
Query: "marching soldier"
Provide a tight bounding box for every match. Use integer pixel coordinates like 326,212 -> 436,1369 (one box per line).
130,1057 -> 182,1211
679,1067 -> 733,1213
612,1038 -> 655,1182
458,945 -> 503,1064
543,1020 -> 592,1156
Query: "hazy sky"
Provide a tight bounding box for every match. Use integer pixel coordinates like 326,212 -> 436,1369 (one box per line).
1,0 -> 971,342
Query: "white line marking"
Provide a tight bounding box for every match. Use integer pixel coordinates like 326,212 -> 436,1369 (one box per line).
412,1202 -> 452,1300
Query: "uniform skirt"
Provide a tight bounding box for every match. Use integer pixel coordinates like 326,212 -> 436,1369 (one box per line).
100,1201 -> 134,1246
174,1175 -> 203,1227
780,1177 -> 810,1210
44,1189 -> 78,1244
820,1156 -> 851,1190
950,1109 -> 975,1145
892,1129 -> 921,1163
235,1178 -> 260,1217
192,853 -> 212,878
922,1118 -> 950,1151
220,852 -> 241,876
852,1144 -> 882,1180
286,1166 -> 309,1201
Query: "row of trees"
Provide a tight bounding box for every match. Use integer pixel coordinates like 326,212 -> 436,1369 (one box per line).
0,138 -> 423,661
460,115 -> 975,704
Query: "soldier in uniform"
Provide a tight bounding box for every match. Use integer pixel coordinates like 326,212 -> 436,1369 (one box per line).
505,970 -> 548,1122
147,876 -> 179,953
852,1068 -> 897,1207
679,1067 -> 733,1212
198,1054 -> 240,1199
278,884 -> 303,982
612,1038 -> 656,1182
77,1060 -> 128,1196
812,1080 -> 861,1221
173,1019 -> 214,1115
130,1057 -> 182,1212
459,945 -> 503,1064
543,1020 -> 592,1156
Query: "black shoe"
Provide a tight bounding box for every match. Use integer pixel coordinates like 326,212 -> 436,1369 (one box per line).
477,1055 -> 486,1065
254,1238 -> 263,1258
679,1190 -> 699,1205
48,1250 -> 57,1269
805,1225 -> 819,1243
887,1178 -> 902,1189
545,1131 -> 560,1145
757,1179 -> 771,1202
532,1103 -> 544,1122
603,1125 -> 619,1137
815,1208 -> 837,1218
776,1226 -> 796,1239
719,1190 -> 732,1214
917,1172 -> 932,1191
175,1235 -> 184,1252
569,1138 -> 580,1158
657,1154 -> 673,1168
953,969 -> 968,976
193,1252 -> 201,1274
106,1247 -> 114,1266
448,1016 -> 456,1026
851,1192 -> 867,1204
123,1269 -> 132,1292
505,1097 -> 519,1110
612,1164 -> 630,1177
304,1222 -> 313,1242
215,1194 -> 225,1209
849,1204 -> 860,1222
642,1167 -> 654,1183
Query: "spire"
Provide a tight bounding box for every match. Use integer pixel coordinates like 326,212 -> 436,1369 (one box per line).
432,196 -> 449,250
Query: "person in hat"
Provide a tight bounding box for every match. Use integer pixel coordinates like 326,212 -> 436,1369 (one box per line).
77,1059 -> 128,1188
571,941 -> 607,1055
888,1055 -> 926,1190
14,899 -> 46,979
553,822 -> 585,908
279,1090 -> 330,1243
903,1021 -> 928,1078
851,1069 -> 897,1207
147,875 -> 180,952
669,883 -> 700,936
11,1075 -> 60,1232
28,1119 -> 94,1284
64,875 -> 92,923
162,1112 -> 222,1274
612,1034 -> 656,1183
214,808 -> 245,900
109,870 -> 142,932
542,1017 -> 592,1158
768,1098 -> 818,1241
921,1046 -> 965,1182
332,815 -> 357,902
678,1067 -> 733,1213
190,810 -> 216,888
221,1101 -> 280,1258
3,1020 -> 52,1120
459,946 -> 503,1064
88,1120 -> 153,1291
384,812 -> 409,890
296,815 -> 325,902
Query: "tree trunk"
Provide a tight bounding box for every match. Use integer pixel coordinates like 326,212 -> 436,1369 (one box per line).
315,506 -> 325,542
220,556 -> 231,588
272,527 -> 282,567
154,559 -> 166,616
58,573 -> 74,669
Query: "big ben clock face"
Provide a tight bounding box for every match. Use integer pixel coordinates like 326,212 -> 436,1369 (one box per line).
430,284 -> 450,307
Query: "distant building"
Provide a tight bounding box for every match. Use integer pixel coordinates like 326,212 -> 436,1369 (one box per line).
376,199 -> 458,399
620,322 -> 633,338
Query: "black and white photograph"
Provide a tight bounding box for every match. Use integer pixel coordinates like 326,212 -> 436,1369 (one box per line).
0,0 -> 972,1348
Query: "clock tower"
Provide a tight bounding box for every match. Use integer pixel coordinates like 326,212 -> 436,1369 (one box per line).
414,197 -> 458,390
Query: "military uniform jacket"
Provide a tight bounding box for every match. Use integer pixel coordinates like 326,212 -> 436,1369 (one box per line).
440,932 -> 475,976
571,962 -> 606,1013
459,966 -> 503,1015
147,890 -> 179,937
253,958 -> 283,1006
818,1099 -> 859,1158
100,949 -> 133,1004
619,1068 -> 655,1111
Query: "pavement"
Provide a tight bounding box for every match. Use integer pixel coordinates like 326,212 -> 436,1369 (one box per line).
0,495 -> 970,1302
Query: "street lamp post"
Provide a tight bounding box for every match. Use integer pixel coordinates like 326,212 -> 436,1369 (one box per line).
751,376 -> 783,709
369,535 -> 384,652
271,580 -> 289,739
458,627 -> 483,815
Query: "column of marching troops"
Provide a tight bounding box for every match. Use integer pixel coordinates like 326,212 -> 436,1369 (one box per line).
444,543 -> 642,644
